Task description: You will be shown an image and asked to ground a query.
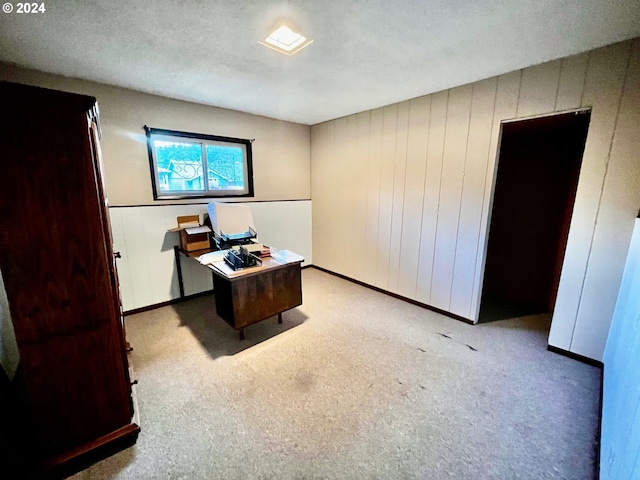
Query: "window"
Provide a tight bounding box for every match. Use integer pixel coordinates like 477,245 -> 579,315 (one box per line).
144,126 -> 254,200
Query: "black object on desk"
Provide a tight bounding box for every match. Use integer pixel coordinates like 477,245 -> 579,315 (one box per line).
224,246 -> 262,270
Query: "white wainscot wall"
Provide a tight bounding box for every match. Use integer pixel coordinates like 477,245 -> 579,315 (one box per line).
109,201 -> 312,312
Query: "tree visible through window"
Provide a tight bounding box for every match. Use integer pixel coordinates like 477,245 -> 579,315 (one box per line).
144,126 -> 254,199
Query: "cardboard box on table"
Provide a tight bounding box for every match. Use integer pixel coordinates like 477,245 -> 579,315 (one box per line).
168,215 -> 211,252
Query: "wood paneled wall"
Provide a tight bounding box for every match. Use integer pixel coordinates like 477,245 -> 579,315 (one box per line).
310,38 -> 640,361
109,201 -> 312,312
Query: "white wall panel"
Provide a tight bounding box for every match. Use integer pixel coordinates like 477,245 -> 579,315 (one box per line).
349,113 -> 370,281
431,85 -> 472,310
109,207 -> 135,311
517,60 -> 562,118
310,122 -> 334,272
570,40 -> 640,360
450,78 -> 497,318
338,116 -> 358,277
397,96 -> 430,298
140,205 -> 177,304
555,53 -> 590,112
416,91 -> 447,304
388,101 -> 410,294
363,108 -> 384,286
549,41 -> 632,355
375,105 -> 399,289
117,207 -> 154,310
316,121 -> 344,275
332,117 -> 351,276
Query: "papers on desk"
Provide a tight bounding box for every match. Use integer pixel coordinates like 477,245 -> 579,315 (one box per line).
198,249 -> 263,278
270,249 -> 304,265
197,250 -> 228,265
209,261 -> 238,277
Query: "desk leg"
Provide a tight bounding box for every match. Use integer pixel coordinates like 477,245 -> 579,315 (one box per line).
174,246 -> 185,298
239,328 -> 245,341
278,312 -> 283,324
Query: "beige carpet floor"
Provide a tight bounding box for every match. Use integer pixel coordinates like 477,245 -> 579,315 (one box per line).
70,267 -> 600,479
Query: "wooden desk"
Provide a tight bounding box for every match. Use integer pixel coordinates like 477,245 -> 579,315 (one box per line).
174,247 -> 303,339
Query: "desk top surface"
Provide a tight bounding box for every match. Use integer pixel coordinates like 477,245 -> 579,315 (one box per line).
209,255 -> 299,279
179,247 -> 303,280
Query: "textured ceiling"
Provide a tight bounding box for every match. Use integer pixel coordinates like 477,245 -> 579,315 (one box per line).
1,0 -> 639,125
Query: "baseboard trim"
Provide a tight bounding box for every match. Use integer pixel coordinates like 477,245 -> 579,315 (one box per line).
123,289 -> 214,316
310,265 -> 474,325
546,345 -> 604,368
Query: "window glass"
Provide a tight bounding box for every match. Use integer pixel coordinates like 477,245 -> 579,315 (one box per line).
205,144 -> 246,191
154,140 -> 205,194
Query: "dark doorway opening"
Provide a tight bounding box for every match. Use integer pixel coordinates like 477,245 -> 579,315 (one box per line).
478,110 -> 591,323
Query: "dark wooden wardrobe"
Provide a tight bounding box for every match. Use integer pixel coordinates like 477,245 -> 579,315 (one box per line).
0,82 -> 139,474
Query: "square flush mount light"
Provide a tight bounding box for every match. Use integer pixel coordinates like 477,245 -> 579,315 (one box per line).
260,25 -> 313,55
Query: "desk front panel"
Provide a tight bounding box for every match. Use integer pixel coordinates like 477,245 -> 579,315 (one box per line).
213,262 -> 302,329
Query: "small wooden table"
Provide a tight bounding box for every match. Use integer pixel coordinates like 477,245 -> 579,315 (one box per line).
174,246 -> 303,339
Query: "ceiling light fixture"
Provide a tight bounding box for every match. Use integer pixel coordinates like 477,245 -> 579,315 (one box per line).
259,24 -> 313,56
